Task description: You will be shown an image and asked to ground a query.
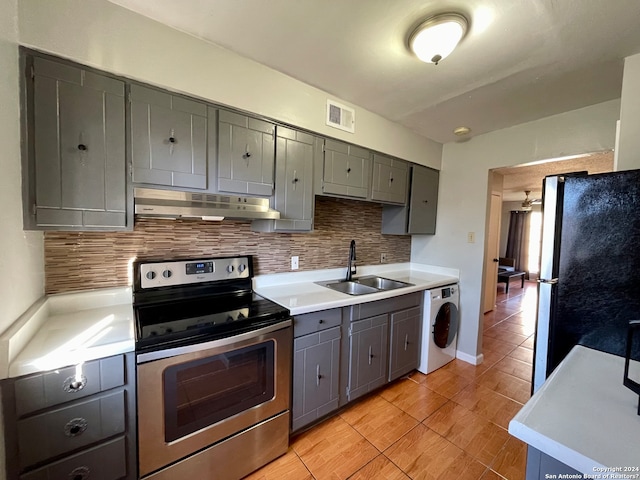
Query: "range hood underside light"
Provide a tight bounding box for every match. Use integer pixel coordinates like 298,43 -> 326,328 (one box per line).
133,188 -> 280,221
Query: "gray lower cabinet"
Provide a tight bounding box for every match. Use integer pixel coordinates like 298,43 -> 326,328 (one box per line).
217,110 -> 276,195
291,309 -> 341,432
525,447 -> 581,480
292,327 -> 341,432
130,84 -> 208,190
382,164 -> 439,235
1,353 -> 137,480
320,139 -> 371,199
292,294 -> 423,431
26,55 -> 127,230
388,306 -> 422,381
252,127 -> 317,232
347,314 -> 389,402
371,154 -> 408,205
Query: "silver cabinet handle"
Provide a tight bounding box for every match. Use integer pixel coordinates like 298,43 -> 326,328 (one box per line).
316,364 -> 322,386
404,334 -> 409,351
537,278 -> 558,284
69,466 -> 90,480
63,375 -> 87,393
64,417 -> 88,437
368,345 -> 374,365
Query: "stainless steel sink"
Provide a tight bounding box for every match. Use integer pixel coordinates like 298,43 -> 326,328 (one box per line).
317,280 -> 380,296
316,276 -> 413,296
355,275 -> 413,291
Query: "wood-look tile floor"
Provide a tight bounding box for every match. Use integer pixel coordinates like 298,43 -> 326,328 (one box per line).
246,282 -> 537,480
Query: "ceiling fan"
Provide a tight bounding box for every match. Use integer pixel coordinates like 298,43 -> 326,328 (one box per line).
521,190 -> 541,210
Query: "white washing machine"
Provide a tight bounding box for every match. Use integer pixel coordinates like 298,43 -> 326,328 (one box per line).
418,284 -> 460,374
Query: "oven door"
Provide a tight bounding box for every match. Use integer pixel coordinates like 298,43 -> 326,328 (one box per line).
137,320 -> 292,477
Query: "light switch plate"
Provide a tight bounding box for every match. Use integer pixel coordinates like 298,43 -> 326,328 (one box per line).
291,256 -> 299,270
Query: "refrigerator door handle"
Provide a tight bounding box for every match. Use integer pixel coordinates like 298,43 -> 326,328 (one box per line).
537,278 -> 559,284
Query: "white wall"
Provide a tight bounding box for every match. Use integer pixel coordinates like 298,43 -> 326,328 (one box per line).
411,99 -> 620,360
617,52 -> 640,171
0,0 -> 44,476
0,0 -> 44,337
17,0 -> 442,169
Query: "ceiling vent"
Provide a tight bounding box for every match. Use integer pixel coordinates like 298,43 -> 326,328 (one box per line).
326,99 -> 355,133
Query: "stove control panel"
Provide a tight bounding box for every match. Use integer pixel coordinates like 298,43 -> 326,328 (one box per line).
139,256 -> 251,289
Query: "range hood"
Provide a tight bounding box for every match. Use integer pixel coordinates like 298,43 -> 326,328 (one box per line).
134,188 -> 280,221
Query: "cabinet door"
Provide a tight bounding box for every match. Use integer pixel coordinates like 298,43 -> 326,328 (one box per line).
347,315 -> 388,402
130,84 -> 207,189
272,127 -> 315,231
371,154 -> 408,205
408,165 -> 439,234
217,110 -> 275,195
389,307 -> 422,381
322,139 -> 370,199
292,327 -> 340,432
31,57 -> 126,229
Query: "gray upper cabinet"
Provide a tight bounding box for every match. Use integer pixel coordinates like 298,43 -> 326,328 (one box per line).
130,84 -> 207,190
217,110 -> 275,195
371,154 -> 408,205
388,306 -> 422,381
27,56 -> 127,230
252,127 -> 316,232
407,165 -> 439,234
382,164 -> 439,235
321,139 -> 371,199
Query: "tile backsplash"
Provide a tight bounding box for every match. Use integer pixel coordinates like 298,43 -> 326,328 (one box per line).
44,196 -> 411,294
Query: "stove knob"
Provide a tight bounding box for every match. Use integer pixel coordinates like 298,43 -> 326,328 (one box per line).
162,269 -> 173,279
226,315 -> 234,322
238,264 -> 246,273
237,312 -> 245,319
146,271 -> 157,280
165,327 -> 173,333
226,265 -> 235,273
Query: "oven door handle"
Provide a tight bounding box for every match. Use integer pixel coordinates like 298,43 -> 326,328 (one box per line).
136,319 -> 292,363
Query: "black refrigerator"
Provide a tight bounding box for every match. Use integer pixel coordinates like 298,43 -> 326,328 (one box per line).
533,169 -> 640,392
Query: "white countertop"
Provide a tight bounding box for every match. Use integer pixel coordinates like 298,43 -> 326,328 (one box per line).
253,262 -> 459,315
0,287 -> 134,379
0,262 -> 457,379
508,345 -> 640,473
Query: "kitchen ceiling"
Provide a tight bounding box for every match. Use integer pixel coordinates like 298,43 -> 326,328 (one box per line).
107,0 -> 640,144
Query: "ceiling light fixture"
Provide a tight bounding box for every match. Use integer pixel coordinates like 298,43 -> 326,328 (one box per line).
453,126 -> 471,136
409,13 -> 468,65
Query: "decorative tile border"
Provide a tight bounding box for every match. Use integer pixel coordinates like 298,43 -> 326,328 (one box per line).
44,196 -> 411,294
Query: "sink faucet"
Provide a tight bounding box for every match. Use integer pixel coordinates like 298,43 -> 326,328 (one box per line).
346,240 -> 357,281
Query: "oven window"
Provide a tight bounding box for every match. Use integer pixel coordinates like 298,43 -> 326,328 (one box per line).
163,341 -> 275,442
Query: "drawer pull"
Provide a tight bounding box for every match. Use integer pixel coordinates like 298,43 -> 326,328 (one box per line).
64,418 -> 88,437
63,375 -> 87,393
69,466 -> 90,480
318,319 -> 324,324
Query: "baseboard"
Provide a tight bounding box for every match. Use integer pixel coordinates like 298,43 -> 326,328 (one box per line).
456,350 -> 484,365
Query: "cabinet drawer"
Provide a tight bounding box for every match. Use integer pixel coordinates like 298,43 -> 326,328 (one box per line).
14,355 -> 125,417
17,390 -> 126,469
293,309 -> 341,338
346,292 -> 421,321
20,436 -> 127,480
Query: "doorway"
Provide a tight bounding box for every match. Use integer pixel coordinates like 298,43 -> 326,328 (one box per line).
483,151 -> 614,313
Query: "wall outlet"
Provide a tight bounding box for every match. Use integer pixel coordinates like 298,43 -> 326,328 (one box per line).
291,256 -> 299,270
467,232 -> 475,243
380,253 -> 387,263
